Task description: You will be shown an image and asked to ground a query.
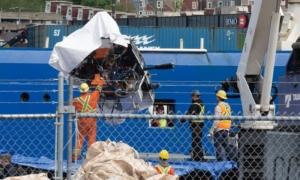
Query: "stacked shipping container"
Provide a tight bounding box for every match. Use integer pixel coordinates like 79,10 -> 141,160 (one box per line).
26,14 -> 250,51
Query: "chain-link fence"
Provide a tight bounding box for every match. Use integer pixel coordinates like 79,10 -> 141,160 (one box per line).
0,77 -> 62,179
1,75 -> 300,180
0,114 -> 57,179
67,113 -> 300,180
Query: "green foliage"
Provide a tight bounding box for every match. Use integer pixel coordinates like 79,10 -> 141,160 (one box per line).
175,0 -> 183,11
0,0 -> 46,12
72,0 -> 111,9
96,0 -> 111,9
115,0 -> 136,12
72,0 -> 82,4
0,0 -> 135,13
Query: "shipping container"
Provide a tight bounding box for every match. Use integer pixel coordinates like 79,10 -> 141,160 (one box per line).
120,27 -> 213,49
157,16 -> 187,27
26,25 -> 247,51
115,14 -> 251,28
213,28 -> 247,51
214,28 -> 237,51
219,14 -> 250,28
187,15 -> 218,27
47,25 -> 68,48
120,27 -> 246,51
116,18 -> 128,26
27,25 -> 48,48
128,17 -> 157,27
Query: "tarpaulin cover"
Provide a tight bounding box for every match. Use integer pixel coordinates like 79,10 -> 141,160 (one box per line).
4,173 -> 49,180
48,12 -> 129,75
72,141 -> 178,180
1,148 -> 236,179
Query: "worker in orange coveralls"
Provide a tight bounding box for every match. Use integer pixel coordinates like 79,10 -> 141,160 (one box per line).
72,75 -> 105,161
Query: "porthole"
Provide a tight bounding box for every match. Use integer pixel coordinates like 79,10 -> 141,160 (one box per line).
20,92 -> 29,102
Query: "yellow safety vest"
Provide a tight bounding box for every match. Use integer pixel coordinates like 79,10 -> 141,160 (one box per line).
159,118 -> 167,128
216,102 -> 231,130
156,164 -> 171,174
192,103 -> 205,123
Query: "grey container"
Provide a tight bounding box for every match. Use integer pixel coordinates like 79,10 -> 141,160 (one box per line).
128,17 -> 157,27
187,15 -> 219,27
157,16 -> 187,27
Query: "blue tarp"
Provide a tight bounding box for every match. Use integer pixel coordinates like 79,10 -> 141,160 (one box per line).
1,150 -> 237,179
148,160 -> 237,178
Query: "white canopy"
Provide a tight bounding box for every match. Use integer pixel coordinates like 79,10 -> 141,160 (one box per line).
49,12 -> 129,75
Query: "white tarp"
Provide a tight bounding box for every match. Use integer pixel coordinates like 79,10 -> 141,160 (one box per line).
4,173 -> 50,180
49,12 -> 129,75
73,141 -> 178,180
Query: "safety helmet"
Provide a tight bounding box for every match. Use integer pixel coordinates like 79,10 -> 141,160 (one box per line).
192,90 -> 201,97
216,90 -> 227,100
159,149 -> 169,160
80,83 -> 89,93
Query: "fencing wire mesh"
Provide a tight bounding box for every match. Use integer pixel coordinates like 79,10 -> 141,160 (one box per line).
0,77 -> 300,179
66,79 -> 300,179
69,113 -> 300,180
0,114 -> 57,179
0,78 -> 60,179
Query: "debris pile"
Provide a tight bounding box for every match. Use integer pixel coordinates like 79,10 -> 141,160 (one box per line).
73,141 -> 178,180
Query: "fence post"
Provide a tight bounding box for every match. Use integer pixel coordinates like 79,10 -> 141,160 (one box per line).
67,76 -> 73,180
55,72 -> 64,180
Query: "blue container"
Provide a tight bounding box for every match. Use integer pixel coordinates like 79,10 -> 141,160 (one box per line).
120,27 -> 213,49
213,28 -> 247,51
47,25 -> 68,48
214,28 -> 238,51
26,25 -> 247,51
67,25 -> 83,35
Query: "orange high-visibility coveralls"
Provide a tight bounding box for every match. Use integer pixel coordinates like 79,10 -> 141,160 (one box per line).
72,89 -> 100,159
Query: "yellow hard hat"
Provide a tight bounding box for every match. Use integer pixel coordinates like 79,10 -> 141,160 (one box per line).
159,149 -> 169,160
80,83 -> 89,93
216,90 -> 227,100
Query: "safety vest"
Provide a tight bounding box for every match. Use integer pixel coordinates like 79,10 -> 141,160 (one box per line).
155,164 -> 173,175
192,102 -> 205,123
159,118 -> 167,128
76,95 -> 96,113
216,102 -> 231,130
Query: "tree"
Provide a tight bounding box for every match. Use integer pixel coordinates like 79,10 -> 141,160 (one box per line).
71,0 -> 111,9
96,0 -> 111,9
71,0 -> 81,5
81,0 -> 95,6
115,0 -> 136,12
175,0 -> 183,11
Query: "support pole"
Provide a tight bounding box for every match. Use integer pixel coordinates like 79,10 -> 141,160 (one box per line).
260,10 -> 281,113
67,76 -> 73,180
180,38 -> 184,49
55,72 -> 64,180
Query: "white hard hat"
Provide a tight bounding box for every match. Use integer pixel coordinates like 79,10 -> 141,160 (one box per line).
80,83 -> 89,93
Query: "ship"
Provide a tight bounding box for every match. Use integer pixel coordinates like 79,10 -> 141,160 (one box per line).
1,2 -> 300,179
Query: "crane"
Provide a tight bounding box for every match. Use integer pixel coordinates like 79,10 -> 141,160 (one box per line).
237,0 -> 283,129
236,1 -> 300,178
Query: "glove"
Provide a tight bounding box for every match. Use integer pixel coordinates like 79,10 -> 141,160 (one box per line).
91,74 -> 106,86
95,85 -> 102,91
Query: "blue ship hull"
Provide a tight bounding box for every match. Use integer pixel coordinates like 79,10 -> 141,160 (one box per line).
0,49 -> 290,161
